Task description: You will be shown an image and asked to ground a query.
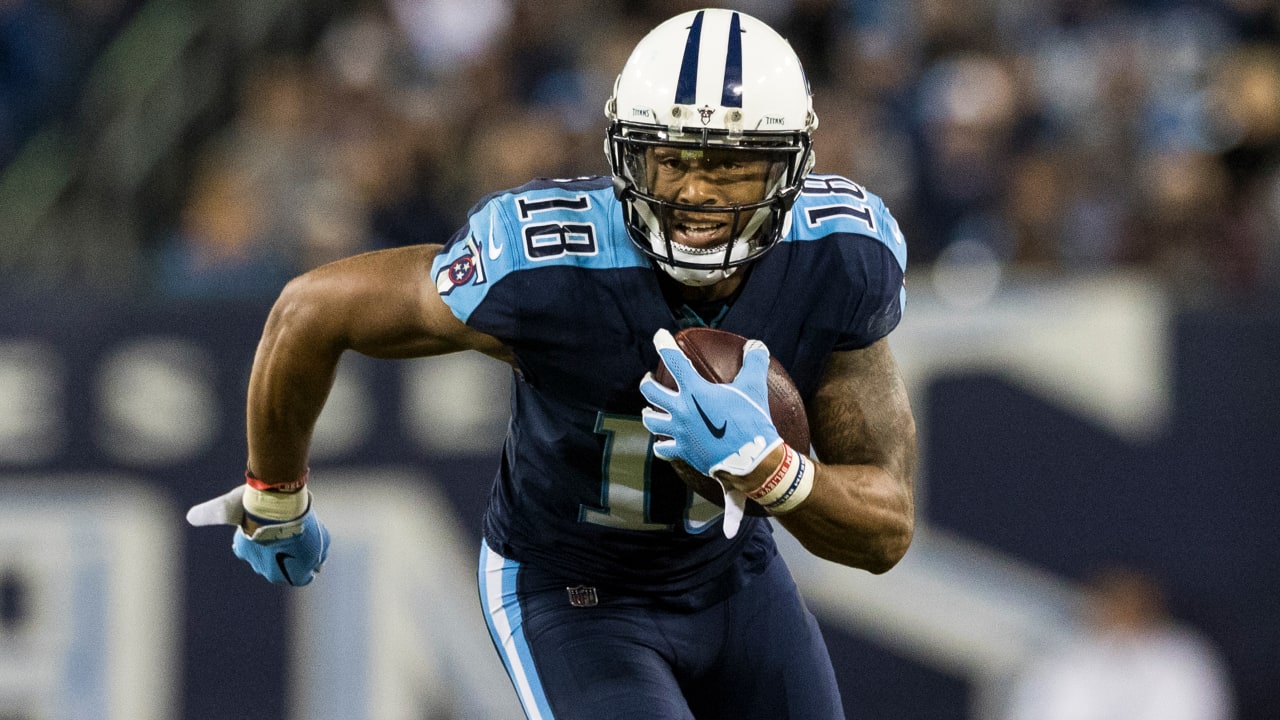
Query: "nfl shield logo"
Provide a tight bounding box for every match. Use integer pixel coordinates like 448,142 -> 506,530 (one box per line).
566,585 -> 599,608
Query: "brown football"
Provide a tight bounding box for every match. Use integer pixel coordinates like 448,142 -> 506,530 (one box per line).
653,327 -> 810,514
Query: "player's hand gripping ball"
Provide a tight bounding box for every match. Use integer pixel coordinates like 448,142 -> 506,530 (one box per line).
651,327 -> 810,516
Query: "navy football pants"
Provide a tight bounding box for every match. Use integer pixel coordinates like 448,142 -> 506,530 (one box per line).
479,540 -> 845,720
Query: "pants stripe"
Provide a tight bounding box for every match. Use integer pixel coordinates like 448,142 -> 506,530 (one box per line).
479,540 -> 555,720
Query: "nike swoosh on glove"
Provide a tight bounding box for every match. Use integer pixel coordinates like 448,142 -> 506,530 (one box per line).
187,485 -> 330,587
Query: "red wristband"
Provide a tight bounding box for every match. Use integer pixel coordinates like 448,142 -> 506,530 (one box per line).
245,468 -> 309,493
746,446 -> 796,501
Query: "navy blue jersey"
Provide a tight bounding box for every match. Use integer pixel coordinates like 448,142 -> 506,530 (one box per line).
430,174 -> 906,605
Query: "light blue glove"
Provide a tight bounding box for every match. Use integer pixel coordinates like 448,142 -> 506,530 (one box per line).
639,329 -> 784,538
640,328 -> 784,476
187,485 -> 330,587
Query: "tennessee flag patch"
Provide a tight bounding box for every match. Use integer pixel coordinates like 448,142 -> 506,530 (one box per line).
435,235 -> 487,295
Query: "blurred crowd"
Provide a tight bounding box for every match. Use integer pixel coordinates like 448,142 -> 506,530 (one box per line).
5,0 -> 1280,304
0,0 -> 140,167
1001,566 -> 1234,720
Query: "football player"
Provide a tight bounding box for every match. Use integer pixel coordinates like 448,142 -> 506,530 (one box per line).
189,8 -> 916,719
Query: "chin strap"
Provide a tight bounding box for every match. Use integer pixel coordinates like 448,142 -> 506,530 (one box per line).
656,259 -> 738,286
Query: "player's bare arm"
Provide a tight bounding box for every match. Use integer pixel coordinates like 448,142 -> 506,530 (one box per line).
738,339 -> 916,572
246,244 -> 508,489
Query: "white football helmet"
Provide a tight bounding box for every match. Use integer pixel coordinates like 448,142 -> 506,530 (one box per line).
605,8 -> 818,286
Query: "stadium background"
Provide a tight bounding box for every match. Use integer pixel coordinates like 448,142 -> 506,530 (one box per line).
2,0 -> 1278,718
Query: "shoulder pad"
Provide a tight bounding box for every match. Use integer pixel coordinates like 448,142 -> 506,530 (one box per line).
430,178 -> 639,323
790,174 -> 907,272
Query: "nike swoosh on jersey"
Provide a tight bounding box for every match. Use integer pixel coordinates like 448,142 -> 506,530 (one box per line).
693,397 -> 727,439
487,207 -> 503,260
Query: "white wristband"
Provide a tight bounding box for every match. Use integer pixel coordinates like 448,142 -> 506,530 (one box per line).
243,485 -> 309,522
746,445 -> 815,515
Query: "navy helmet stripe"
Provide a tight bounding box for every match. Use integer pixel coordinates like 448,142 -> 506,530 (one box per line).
721,12 -> 743,108
674,10 -> 705,105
